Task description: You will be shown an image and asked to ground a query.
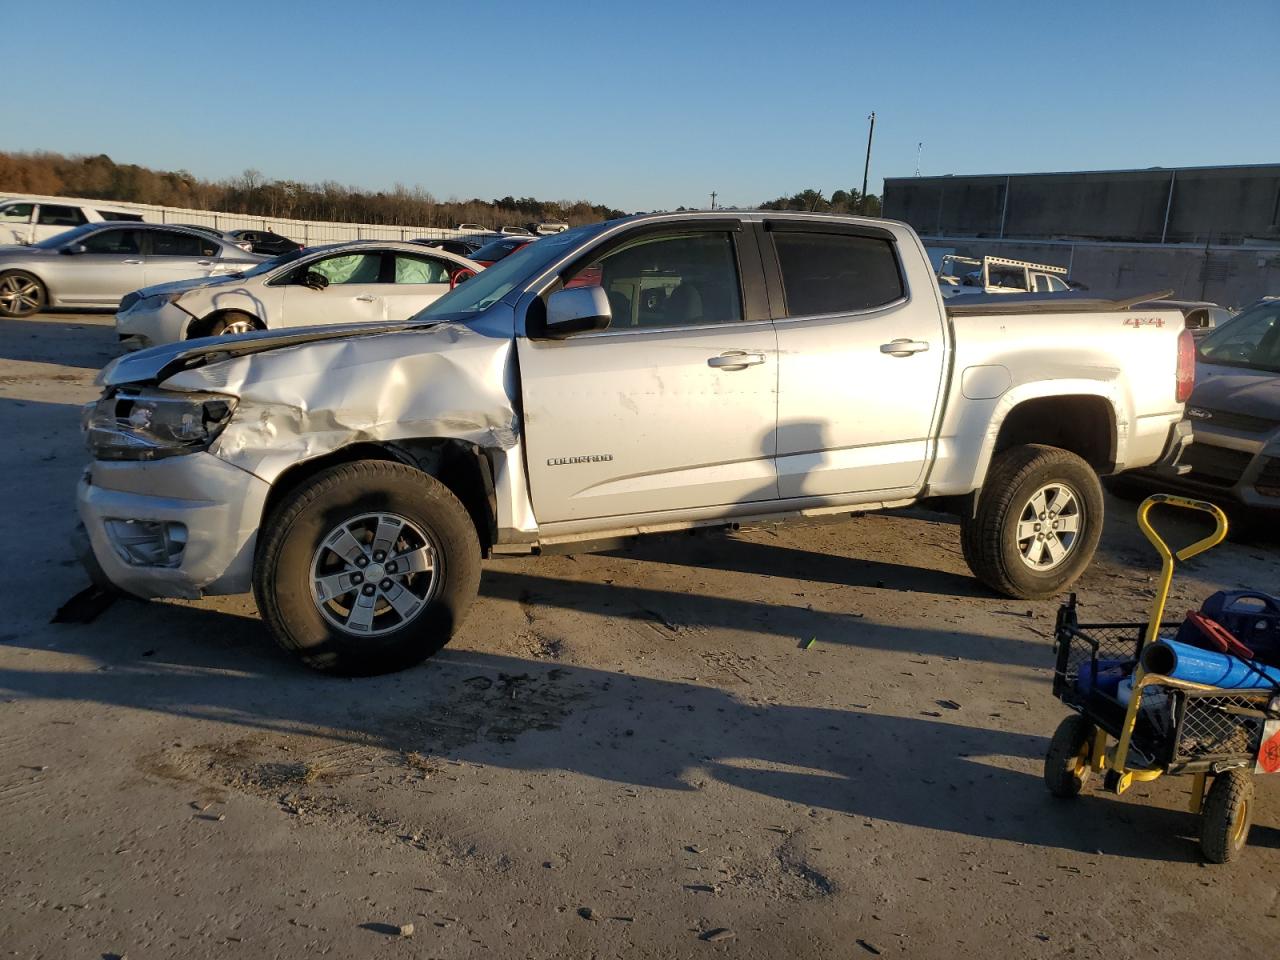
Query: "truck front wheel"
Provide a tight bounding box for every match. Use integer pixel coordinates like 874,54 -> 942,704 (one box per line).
961,444 -> 1103,599
253,460 -> 481,675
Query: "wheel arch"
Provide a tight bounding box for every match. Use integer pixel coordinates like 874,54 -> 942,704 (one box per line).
259,439 -> 497,555
187,308 -> 264,339
0,267 -> 50,312
993,394 -> 1118,472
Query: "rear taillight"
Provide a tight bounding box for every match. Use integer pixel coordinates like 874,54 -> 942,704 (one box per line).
1176,328 -> 1195,403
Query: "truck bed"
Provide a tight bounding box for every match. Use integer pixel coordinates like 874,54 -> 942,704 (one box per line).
944,289 -> 1173,317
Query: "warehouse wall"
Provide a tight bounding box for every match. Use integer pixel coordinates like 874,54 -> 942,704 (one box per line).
886,165 -> 1280,245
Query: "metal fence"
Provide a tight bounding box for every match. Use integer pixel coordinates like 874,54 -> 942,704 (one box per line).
0,191 -> 489,245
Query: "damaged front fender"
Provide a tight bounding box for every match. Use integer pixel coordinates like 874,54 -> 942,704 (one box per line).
159,320 -> 538,540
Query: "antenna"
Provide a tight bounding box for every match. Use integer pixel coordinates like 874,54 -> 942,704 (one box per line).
915,141 -> 923,177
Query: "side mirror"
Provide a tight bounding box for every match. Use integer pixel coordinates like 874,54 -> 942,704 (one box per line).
542,286 -> 611,339
303,271 -> 329,291
61,243 -> 88,256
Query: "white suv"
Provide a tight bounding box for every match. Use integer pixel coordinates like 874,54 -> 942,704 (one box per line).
0,199 -> 145,245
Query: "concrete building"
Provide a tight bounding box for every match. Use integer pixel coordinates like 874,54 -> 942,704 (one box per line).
884,164 -> 1280,307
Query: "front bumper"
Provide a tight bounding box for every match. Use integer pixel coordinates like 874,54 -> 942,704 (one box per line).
1129,420 -> 1280,509
115,300 -> 195,350
76,452 -> 270,599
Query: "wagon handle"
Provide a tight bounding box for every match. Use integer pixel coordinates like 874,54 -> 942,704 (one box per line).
1136,494 -> 1229,645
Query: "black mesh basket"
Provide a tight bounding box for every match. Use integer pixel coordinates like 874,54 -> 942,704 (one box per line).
1052,595 -> 1280,772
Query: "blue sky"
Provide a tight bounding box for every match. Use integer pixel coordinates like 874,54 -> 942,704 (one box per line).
2,0 -> 1277,211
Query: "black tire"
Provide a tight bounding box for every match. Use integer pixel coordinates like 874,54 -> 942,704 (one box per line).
1200,770 -> 1253,864
253,460 -> 481,676
195,310 -> 261,338
961,444 -> 1104,599
1043,713 -> 1095,798
0,270 -> 47,318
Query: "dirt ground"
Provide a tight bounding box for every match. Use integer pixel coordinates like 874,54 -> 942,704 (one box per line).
2,312 -> 1279,959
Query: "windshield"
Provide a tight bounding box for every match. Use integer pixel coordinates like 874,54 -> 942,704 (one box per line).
418,224 -> 602,317
472,238 -> 530,260
1197,300 -> 1280,373
236,249 -> 308,278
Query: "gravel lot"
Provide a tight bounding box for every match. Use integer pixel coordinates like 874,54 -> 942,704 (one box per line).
2,312 -> 1279,958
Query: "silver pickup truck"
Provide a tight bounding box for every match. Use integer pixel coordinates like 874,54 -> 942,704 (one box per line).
77,212 -> 1195,674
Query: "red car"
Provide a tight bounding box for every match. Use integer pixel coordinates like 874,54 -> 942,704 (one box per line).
469,236 -> 535,267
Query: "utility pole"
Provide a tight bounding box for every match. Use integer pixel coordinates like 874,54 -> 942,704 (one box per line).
860,111 -> 876,213
709,191 -> 717,211
915,141 -> 923,177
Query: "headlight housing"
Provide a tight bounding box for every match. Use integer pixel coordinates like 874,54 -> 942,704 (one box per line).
120,291 -> 182,313
82,389 -> 237,461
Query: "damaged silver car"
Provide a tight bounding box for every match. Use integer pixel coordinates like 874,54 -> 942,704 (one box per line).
77,213 -> 1191,674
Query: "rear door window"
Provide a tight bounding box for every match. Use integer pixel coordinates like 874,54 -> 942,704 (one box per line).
80,228 -> 141,254
148,230 -> 215,257
37,204 -> 87,226
393,254 -> 451,284
771,231 -> 903,316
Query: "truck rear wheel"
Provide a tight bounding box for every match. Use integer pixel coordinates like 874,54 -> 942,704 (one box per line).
253,460 -> 481,675
961,444 -> 1103,599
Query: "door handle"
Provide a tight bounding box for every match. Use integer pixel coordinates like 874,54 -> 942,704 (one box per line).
707,350 -> 766,370
123,259 -> 143,265
196,260 -> 214,266
355,294 -> 377,302
880,339 -> 930,357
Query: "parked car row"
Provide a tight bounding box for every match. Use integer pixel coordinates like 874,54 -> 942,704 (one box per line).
115,240 -> 480,347
0,198 -> 144,245
0,222 -> 264,317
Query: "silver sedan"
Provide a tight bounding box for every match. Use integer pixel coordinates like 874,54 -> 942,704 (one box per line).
0,222 -> 265,318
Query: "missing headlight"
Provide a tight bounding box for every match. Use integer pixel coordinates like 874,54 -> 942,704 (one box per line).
83,389 -> 237,461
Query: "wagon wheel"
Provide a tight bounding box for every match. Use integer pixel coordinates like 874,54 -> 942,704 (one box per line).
1044,714 -> 1095,798
1200,769 -> 1253,863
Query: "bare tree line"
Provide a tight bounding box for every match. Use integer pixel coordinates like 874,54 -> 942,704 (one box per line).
0,150 -> 627,229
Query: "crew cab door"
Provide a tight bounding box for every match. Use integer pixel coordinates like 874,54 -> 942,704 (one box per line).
56,227 -> 145,306
518,224 -> 778,524
380,251 -> 454,320
763,221 -> 947,499
142,228 -> 225,287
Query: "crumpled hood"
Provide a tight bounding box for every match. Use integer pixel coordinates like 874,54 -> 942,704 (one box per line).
1188,371 -> 1280,420
152,319 -> 519,485
131,272 -> 250,300
98,318 -> 443,386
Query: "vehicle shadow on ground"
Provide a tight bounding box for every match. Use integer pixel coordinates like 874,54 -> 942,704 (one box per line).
0,316 -> 118,371
600,527 -> 989,599
481,568 -> 1048,666
1,597 -> 1247,864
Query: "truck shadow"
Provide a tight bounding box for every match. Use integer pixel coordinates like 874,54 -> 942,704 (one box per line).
4,601 -> 1255,864
480,568 -> 1048,666
601,528 -> 989,599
